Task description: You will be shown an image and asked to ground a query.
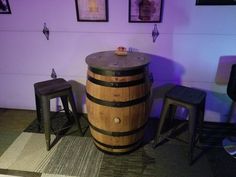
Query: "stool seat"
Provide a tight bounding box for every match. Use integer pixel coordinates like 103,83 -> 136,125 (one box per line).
153,85 -> 206,165
34,78 -> 71,96
166,85 -> 206,105
34,78 -> 83,150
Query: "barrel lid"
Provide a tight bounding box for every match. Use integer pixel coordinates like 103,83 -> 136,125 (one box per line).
85,51 -> 149,70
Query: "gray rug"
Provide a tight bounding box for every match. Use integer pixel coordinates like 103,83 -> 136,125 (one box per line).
44,136 -> 103,177
0,133 -> 103,177
99,143 -> 213,177
0,132 -> 215,177
2,127 -> 236,177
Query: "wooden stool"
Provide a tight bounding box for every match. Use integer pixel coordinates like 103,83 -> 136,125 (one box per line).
34,78 -> 83,150
153,85 -> 206,165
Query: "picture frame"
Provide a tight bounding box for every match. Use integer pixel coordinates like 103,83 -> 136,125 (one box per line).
129,0 -> 163,23
196,0 -> 236,5
0,0 -> 11,14
75,0 -> 108,22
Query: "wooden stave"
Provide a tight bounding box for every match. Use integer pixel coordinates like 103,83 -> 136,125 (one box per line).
86,66 -> 150,153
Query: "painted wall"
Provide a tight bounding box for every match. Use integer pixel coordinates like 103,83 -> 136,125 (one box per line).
0,0 -> 236,122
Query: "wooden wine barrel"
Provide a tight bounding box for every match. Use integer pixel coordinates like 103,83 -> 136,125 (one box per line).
85,51 -> 150,154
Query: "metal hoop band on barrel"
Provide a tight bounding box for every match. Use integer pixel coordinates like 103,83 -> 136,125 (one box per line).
87,75 -> 146,87
86,92 -> 150,107
93,136 -> 143,149
88,119 -> 148,137
88,66 -> 147,76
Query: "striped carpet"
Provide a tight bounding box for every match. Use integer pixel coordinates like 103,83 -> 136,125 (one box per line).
0,133 -> 103,177
0,132 -> 217,177
99,143 -> 212,177
2,115 -> 236,177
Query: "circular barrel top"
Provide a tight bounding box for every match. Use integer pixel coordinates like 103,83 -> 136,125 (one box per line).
86,51 -> 149,71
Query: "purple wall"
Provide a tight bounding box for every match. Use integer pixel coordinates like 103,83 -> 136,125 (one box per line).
0,0 -> 236,122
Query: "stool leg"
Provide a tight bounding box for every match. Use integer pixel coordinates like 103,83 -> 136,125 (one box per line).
61,96 -> 74,123
153,99 -> 170,147
198,99 -> 206,141
188,107 -> 197,165
35,93 -> 42,131
168,104 -> 177,130
68,90 -> 83,136
41,96 -> 51,151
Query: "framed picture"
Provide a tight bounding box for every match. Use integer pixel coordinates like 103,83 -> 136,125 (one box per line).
129,0 -> 163,23
75,0 -> 108,22
196,0 -> 236,5
0,0 -> 11,14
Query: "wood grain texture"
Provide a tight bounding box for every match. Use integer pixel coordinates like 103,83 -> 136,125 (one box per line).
86,64 -> 151,153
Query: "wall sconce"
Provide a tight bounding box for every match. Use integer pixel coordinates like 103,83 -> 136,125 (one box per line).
43,23 -> 50,40
152,24 -> 159,43
51,68 -> 57,79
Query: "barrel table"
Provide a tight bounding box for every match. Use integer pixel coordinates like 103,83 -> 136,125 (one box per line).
85,51 -> 151,154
